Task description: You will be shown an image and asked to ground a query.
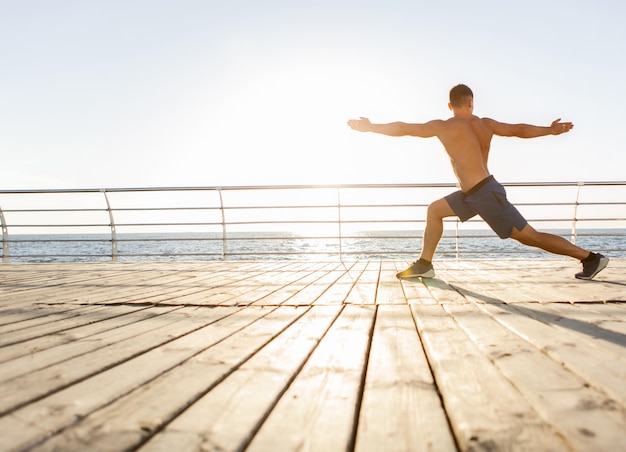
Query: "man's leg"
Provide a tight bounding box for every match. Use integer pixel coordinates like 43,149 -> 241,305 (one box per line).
420,197 -> 456,262
510,224 -> 609,279
509,224 -> 588,259
397,197 -> 456,279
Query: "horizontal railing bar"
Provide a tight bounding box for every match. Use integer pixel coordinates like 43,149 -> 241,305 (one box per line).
1,207 -> 220,213
7,247 -> 625,257
5,231 -> 624,243
2,180 -> 626,195
9,246 -> 625,258
5,217 -> 625,229
3,201 -> 624,215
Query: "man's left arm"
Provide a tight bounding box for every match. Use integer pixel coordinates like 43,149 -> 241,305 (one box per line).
488,118 -> 573,138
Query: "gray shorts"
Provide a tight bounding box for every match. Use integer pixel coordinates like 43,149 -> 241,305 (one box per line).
444,175 -> 527,239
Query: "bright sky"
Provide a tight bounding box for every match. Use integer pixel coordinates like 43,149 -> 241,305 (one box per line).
1,0 -> 625,189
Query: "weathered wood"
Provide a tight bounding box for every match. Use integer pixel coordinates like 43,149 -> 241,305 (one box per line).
468,299 -> 626,409
247,304 -> 376,451
313,261 -> 366,305
355,304 -> 456,452
0,305 -> 155,376
30,306 -> 310,452
0,306 -> 270,451
0,305 -> 108,346
0,305 -> 216,415
374,261 -> 406,305
344,260 -> 380,304
411,302 -> 569,451
444,301 -> 626,449
0,259 -> 624,451
143,305 -> 342,452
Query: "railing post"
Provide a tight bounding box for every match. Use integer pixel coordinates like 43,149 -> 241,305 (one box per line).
0,204 -> 8,263
572,182 -> 584,245
337,187 -> 343,261
102,190 -> 118,261
454,183 -> 461,259
455,218 -> 460,259
218,188 -> 227,260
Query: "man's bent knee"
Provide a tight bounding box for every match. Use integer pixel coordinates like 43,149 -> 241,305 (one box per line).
427,198 -> 455,219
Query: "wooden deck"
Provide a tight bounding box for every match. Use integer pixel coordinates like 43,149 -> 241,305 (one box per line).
0,259 -> 625,452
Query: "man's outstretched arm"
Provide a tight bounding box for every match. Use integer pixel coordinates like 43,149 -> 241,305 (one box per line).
489,118 -> 574,138
347,117 -> 444,138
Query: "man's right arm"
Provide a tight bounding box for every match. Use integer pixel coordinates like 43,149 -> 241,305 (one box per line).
347,117 -> 444,138
487,118 -> 574,138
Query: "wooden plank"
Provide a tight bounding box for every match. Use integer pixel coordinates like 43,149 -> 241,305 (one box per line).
0,305 -> 175,381
70,272 -> 205,306
142,305 -> 342,452
467,300 -> 626,409
150,265 -> 296,306
0,306 -> 151,363
0,306 -> 270,451
519,302 -> 626,364
585,302 -> 626,335
544,301 -> 626,336
27,305 -> 311,452
422,276 -> 469,305
0,265 -> 150,305
444,302 -> 626,449
215,264 -> 321,306
0,305 -> 108,347
0,305 -> 232,415
169,269 -> 282,307
272,264 -> 349,306
374,261 -> 405,305
344,261 -> 380,305
74,271 -> 228,306
250,267 -> 335,306
411,303 -> 568,451
395,262 -> 438,305
355,304 -> 456,451
0,303 -> 97,333
246,304 -> 376,451
313,261 -> 366,305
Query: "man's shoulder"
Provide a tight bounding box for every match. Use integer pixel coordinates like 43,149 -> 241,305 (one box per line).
443,116 -> 492,127
478,116 -> 498,125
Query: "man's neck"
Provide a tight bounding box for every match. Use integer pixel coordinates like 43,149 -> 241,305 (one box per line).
452,108 -> 473,119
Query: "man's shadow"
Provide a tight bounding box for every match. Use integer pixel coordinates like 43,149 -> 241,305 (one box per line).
412,277 -> 626,349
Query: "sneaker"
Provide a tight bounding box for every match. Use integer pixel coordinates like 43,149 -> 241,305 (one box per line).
575,253 -> 609,280
396,260 -> 435,279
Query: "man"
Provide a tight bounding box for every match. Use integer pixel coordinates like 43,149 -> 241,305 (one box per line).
347,84 -> 608,280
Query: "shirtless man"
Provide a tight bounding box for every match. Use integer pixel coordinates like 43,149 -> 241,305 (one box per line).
347,84 -> 608,280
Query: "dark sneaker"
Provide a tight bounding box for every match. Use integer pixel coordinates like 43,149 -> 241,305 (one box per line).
575,253 -> 609,280
396,260 -> 435,279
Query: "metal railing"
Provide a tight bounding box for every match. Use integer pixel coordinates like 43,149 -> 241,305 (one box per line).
0,182 -> 625,262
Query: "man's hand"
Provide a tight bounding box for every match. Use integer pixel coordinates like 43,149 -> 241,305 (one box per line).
347,117 -> 371,132
550,118 -> 574,135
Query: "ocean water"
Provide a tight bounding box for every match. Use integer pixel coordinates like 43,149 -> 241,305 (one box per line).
2,230 -> 625,262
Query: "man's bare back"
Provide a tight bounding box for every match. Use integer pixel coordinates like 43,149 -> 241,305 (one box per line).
435,116 -> 493,191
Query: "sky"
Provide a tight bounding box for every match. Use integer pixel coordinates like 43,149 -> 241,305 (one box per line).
1,0 -> 625,190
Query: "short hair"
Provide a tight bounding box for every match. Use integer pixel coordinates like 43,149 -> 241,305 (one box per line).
449,84 -> 473,107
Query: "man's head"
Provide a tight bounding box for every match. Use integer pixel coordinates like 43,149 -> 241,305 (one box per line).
449,84 -> 474,111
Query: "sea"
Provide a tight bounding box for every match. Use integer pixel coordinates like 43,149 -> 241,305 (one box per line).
2,229 -> 625,263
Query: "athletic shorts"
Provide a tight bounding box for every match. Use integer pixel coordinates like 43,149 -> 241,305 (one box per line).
444,175 -> 528,239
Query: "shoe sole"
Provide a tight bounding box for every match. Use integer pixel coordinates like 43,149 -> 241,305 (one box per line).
575,256 -> 609,280
397,269 -> 436,279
